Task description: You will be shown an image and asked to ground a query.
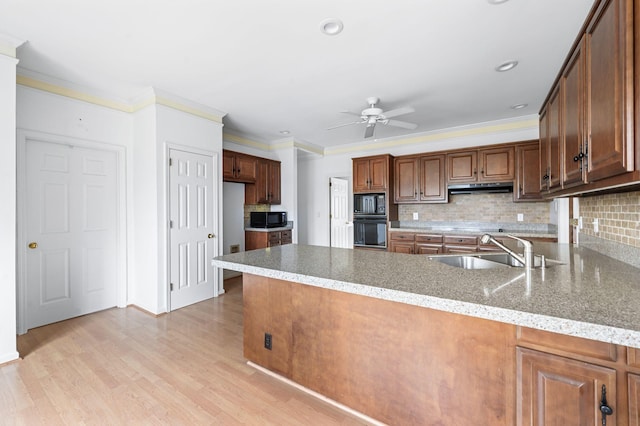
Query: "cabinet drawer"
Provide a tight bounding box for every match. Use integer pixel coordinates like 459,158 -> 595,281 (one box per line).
517,327 -> 617,362
281,230 -> 292,244
444,235 -> 478,246
390,232 -> 415,241
268,232 -> 281,242
415,234 -> 443,243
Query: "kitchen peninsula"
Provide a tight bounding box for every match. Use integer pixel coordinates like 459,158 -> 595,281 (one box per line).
212,244 -> 640,424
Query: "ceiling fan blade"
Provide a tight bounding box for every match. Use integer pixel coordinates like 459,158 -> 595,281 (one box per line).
364,123 -> 376,138
327,121 -> 362,130
385,119 -> 418,130
340,110 -> 363,117
380,106 -> 415,119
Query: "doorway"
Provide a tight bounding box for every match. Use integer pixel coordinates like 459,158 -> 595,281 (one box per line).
329,177 -> 351,248
168,148 -> 218,310
17,131 -> 125,333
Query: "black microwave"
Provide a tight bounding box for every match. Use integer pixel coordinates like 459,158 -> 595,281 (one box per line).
354,193 -> 386,216
250,211 -> 287,228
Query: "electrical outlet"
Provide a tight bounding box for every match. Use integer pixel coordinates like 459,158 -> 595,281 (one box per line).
579,217 -> 583,229
413,212 -> 419,221
593,218 -> 599,233
230,244 -> 240,253
517,213 -> 524,222
264,333 -> 272,350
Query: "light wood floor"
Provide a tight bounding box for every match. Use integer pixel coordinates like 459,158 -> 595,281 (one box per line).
1,277 -> 369,425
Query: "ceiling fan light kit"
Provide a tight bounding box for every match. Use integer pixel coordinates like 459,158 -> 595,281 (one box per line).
328,97 -> 417,139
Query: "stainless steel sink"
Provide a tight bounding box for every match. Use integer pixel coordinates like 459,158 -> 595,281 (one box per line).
428,253 -> 562,269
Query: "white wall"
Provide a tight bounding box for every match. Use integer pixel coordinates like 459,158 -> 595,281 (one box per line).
0,54 -> 19,364
132,102 -> 223,314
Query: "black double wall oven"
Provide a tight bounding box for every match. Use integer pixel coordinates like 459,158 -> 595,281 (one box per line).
353,193 -> 387,249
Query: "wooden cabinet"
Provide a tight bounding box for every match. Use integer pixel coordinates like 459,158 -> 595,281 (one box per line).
537,0 -> 638,197
630,374 -> 640,426
388,232 -> 415,254
443,235 -> 478,253
353,155 -> 391,193
394,154 -> 447,203
585,0 -> 634,183
447,146 -> 514,184
415,234 -> 443,254
246,159 -> 281,205
223,150 -> 257,183
515,142 -> 544,202
540,84 -> 562,192
245,229 -> 291,251
517,347 -> 617,425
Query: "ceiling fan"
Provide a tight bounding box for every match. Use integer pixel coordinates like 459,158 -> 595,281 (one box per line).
328,97 -> 418,138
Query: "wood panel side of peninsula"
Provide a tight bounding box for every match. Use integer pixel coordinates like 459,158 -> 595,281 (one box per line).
242,273 -> 516,425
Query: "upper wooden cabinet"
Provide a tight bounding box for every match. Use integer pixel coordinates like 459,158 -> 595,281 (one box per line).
394,154 -> 447,203
223,150 -> 257,183
585,0 -> 634,182
447,146 -> 514,183
538,0 -> 638,197
515,142 -> 544,202
245,158 -> 281,205
353,155 -> 392,193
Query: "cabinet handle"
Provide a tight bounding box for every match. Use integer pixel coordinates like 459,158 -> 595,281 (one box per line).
600,384 -> 613,425
473,168 -> 477,175
573,152 -> 585,162
480,169 -> 484,174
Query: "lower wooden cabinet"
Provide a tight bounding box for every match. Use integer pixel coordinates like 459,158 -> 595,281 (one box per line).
245,229 -> 292,251
517,347 -> 617,425
630,374 -> 640,426
443,235 -> 478,253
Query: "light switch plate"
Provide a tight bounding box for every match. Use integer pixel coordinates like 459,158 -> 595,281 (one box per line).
517,213 -> 524,222
412,212 -> 419,220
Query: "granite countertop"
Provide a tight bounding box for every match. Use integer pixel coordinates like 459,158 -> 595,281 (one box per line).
212,243 -> 640,348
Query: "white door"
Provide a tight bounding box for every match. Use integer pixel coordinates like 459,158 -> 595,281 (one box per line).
169,149 -> 216,310
330,177 -> 352,248
25,140 -> 118,330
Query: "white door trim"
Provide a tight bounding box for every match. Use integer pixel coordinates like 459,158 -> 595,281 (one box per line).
16,129 -> 127,334
164,142 -> 220,311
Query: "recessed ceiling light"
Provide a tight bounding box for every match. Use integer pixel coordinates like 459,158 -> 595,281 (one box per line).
495,60 -> 518,72
320,18 -> 344,36
279,130 -> 290,135
511,103 -> 528,110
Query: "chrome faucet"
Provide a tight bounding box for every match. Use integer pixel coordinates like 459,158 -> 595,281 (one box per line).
481,234 -> 535,269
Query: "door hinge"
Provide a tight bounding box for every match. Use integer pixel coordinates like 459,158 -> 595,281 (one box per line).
169,220 -> 173,228
169,158 -> 173,166
170,283 -> 174,291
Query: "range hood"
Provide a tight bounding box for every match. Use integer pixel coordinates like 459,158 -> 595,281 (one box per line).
448,182 -> 514,194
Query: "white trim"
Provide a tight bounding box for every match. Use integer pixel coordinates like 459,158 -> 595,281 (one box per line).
164,142 -> 221,312
16,129 -> 128,334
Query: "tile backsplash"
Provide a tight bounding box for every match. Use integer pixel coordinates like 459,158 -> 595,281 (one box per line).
579,191 -> 640,248
398,193 -> 552,224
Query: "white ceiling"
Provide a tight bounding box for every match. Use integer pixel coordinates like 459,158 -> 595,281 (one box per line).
2,0 -> 596,148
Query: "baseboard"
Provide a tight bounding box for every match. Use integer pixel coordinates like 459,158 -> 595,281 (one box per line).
246,361 -> 387,426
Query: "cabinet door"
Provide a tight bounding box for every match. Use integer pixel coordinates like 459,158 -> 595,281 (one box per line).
479,146 -> 514,182
515,142 -> 543,201
268,161 -> 281,205
562,38 -> 587,188
254,159 -> 270,204
547,84 -> 562,190
585,0 -> 634,182
353,158 -> 372,192
517,347 -> 617,426
539,107 -> 550,192
630,373 -> 640,426
420,154 -> 447,202
447,151 -> 477,183
368,157 -> 388,191
235,153 -> 257,183
394,156 -> 419,203
415,244 -> 441,255
388,241 -> 414,254
222,150 -> 236,181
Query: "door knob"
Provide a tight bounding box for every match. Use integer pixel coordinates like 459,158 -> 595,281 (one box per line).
208,234 -> 215,239
28,242 -> 38,249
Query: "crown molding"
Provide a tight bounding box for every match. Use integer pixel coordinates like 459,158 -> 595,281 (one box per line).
0,33 -> 25,58
324,116 -> 539,156
16,68 -> 226,123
